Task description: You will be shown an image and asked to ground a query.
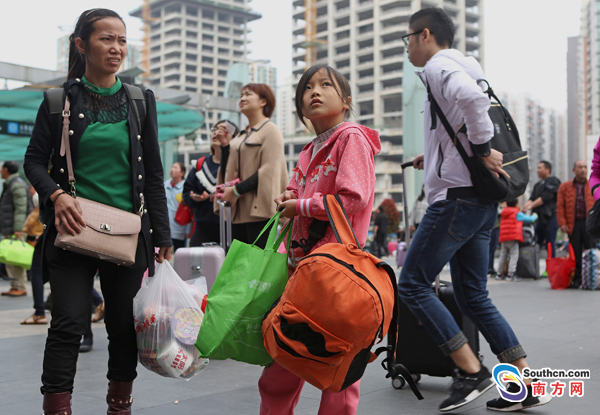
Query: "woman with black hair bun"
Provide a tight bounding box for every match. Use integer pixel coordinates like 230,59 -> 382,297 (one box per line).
24,8 -> 171,415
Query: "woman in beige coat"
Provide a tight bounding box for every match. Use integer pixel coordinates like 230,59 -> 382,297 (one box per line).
216,83 -> 288,248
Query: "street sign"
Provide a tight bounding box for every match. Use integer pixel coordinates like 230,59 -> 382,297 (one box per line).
0,120 -> 35,136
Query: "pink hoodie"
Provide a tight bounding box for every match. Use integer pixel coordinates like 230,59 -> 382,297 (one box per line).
284,122 -> 381,266
590,138 -> 600,200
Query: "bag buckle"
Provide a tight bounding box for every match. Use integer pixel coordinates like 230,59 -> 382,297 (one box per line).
100,224 -> 112,232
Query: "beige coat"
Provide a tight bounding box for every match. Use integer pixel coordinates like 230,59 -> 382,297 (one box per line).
216,120 -> 288,223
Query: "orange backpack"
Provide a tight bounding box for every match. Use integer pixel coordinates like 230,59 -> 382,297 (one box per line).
262,194 -> 399,392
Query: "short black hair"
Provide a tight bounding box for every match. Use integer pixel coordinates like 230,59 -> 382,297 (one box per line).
539,160 -> 552,173
506,199 -> 518,207
2,161 -> 19,174
409,7 -> 455,48
295,64 -> 352,127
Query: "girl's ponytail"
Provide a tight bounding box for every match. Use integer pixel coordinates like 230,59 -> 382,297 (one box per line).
66,8 -> 126,81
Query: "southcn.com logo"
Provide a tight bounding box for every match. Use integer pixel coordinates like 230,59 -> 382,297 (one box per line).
493,364 -> 590,400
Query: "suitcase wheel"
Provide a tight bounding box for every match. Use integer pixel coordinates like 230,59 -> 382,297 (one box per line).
391,376 -> 405,389
413,373 -> 421,383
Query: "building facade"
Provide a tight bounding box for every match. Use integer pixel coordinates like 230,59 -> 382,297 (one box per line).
287,0 -> 484,207
130,0 -> 260,129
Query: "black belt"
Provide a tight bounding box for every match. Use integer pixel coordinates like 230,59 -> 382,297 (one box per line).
446,187 -> 478,200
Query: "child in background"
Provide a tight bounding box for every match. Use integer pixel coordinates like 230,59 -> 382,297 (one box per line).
496,199 -> 538,281
263,64 -> 381,414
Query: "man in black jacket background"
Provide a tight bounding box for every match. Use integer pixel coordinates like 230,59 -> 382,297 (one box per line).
523,161 -> 561,257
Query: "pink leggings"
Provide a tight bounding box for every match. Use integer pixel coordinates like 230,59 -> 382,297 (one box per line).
258,361 -> 361,415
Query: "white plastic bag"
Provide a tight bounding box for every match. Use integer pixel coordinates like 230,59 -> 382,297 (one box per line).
133,261 -> 208,380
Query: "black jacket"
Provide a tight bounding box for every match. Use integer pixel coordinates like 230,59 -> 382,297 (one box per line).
23,78 -> 171,276
530,176 -> 561,221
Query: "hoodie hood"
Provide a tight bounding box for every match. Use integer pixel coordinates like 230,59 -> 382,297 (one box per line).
317,122 -> 381,156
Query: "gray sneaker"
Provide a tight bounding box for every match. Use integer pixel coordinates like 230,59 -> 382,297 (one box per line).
439,366 -> 494,412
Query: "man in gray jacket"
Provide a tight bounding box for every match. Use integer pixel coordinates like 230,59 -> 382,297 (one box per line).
397,7 -> 551,413
0,161 -> 30,297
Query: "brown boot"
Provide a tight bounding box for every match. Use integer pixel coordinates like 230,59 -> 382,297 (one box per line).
42,391 -> 72,415
107,380 -> 133,414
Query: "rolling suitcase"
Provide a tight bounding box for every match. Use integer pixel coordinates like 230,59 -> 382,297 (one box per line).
381,161 -> 481,391
173,201 -> 232,293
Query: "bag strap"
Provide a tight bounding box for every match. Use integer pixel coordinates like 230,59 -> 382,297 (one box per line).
58,97 -> 77,195
123,83 -> 146,134
323,194 -> 360,246
425,82 -> 472,165
196,156 -> 206,172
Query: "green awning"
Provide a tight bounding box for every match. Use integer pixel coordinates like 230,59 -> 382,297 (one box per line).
0,90 -> 203,160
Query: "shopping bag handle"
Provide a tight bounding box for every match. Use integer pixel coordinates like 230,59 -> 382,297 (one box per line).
274,218 -> 294,252
251,211 -> 293,252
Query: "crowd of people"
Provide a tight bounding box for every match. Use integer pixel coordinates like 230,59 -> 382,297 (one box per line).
3,5 -> 598,415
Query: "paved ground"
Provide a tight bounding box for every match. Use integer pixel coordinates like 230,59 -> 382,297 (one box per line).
1,256 -> 598,414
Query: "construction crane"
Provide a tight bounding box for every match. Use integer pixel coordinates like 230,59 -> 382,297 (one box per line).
303,0 -> 327,70
141,0 -> 159,80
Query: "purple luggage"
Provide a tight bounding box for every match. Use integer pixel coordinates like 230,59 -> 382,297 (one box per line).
173,201 -> 231,293
396,242 -> 408,268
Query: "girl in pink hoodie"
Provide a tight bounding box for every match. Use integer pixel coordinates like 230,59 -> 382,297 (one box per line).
258,65 -> 380,414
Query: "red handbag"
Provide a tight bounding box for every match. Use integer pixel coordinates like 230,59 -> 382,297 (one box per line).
175,201 -> 193,226
546,243 -> 576,290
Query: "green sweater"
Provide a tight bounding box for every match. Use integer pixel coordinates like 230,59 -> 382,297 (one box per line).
74,76 -> 134,212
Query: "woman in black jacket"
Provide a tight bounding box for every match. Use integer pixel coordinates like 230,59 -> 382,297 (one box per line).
23,9 -> 171,415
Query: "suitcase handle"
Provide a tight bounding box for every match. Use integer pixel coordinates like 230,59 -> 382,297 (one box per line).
218,201 -> 232,253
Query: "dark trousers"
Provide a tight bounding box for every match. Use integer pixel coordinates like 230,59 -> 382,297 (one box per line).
41,230 -> 148,394
172,238 -> 186,252
232,220 -> 271,250
190,221 -> 221,247
570,219 -> 593,284
488,227 -> 500,273
536,216 -> 558,257
30,242 -> 45,316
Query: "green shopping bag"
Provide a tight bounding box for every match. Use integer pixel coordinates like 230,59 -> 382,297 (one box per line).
195,212 -> 293,366
0,236 -> 35,270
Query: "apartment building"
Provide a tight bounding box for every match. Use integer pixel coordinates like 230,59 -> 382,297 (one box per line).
130,0 -> 260,127
287,0 -> 484,206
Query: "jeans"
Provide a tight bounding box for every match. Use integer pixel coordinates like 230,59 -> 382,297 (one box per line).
41,229 -> 148,394
488,226 -> 500,272
535,216 -> 558,257
398,197 -> 526,363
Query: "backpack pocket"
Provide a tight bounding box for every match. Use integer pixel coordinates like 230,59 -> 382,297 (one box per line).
268,301 -> 353,389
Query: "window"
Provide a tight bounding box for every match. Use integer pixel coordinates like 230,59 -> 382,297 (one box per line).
165,28 -> 181,37
203,45 -> 214,52
218,13 -> 230,23
186,76 -> 197,83
186,86 -> 197,92
202,89 -> 213,95
218,69 -> 227,77
186,20 -> 198,28
218,59 -> 229,66
202,67 -> 213,74
186,31 -> 198,38
218,48 -> 229,55
218,81 -> 226,87
165,40 -> 181,48
203,23 -> 214,30
151,45 -> 161,52
218,36 -> 228,44
165,17 -> 182,26
151,56 -> 161,64
165,63 -> 180,71
151,68 -> 160,74
203,10 -> 214,19
203,34 -> 214,41
151,34 -> 161,42
165,51 -> 181,60
165,4 -> 181,15
218,26 -> 229,33
186,64 -> 197,72
187,6 -> 198,17
164,74 -> 180,82
186,42 -> 197,49
186,53 -> 198,61
202,56 -> 214,63
202,78 -> 213,86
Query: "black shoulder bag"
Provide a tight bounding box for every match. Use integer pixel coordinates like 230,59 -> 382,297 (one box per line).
427,79 -> 529,203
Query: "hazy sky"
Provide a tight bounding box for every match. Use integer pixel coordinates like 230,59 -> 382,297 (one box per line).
0,0 -> 581,111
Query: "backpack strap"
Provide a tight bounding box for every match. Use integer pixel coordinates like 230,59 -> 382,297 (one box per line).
123,83 -> 146,134
323,194 -> 360,246
46,88 -> 65,141
196,156 -> 206,172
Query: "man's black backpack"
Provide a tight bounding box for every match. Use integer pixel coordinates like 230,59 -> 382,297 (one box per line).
427,79 -> 529,203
